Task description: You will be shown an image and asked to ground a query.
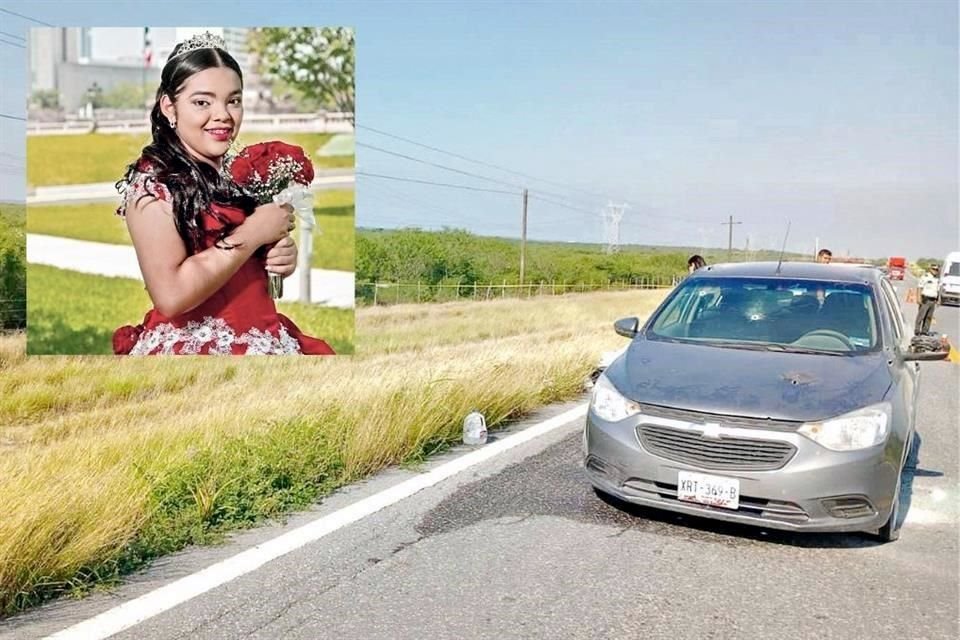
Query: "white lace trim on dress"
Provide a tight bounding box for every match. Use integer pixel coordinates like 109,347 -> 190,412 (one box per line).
117,171 -> 172,217
129,316 -> 302,355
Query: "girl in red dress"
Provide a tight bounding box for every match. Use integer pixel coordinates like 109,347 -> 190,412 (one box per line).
113,32 -> 334,355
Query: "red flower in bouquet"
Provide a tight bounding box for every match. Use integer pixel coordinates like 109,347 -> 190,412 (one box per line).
226,141 -> 317,299
227,141 -> 314,202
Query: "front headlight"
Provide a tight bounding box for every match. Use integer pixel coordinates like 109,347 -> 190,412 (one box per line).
590,373 -> 641,422
798,403 -> 891,451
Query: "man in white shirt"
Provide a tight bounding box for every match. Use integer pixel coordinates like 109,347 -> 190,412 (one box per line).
915,264 -> 940,335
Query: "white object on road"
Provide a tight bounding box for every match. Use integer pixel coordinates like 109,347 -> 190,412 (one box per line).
27,234 -> 355,309
463,411 -> 488,445
43,403 -> 588,640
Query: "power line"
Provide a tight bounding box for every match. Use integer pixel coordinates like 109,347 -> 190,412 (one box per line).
0,8 -> 55,27
527,193 -> 603,218
0,30 -> 25,41
357,124 -> 619,203
358,142 -> 524,191
360,140 -> 597,204
357,171 -> 518,195
0,114 -> 26,121
0,38 -> 25,49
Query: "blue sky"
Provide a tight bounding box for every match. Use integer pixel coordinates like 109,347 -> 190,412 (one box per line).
0,0 -> 956,259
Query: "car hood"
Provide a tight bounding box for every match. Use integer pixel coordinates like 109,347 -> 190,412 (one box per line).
607,337 -> 892,423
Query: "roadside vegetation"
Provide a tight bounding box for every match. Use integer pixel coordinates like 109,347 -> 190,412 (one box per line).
0,288 -> 665,616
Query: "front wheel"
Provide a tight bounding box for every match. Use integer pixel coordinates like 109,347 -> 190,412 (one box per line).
874,462 -> 905,543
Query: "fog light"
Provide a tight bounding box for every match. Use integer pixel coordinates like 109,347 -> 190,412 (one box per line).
822,496 -> 876,519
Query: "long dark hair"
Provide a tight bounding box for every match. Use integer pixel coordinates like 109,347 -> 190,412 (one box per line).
118,43 -> 257,255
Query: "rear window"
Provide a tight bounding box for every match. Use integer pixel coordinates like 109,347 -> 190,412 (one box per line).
648,277 -> 879,353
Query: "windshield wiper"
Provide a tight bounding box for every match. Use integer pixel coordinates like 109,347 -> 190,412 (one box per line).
696,340 -> 775,352
697,340 -> 852,356
758,343 -> 850,356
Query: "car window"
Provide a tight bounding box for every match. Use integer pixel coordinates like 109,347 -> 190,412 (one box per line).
947,262 -> 960,277
648,277 -> 879,353
879,279 -> 904,342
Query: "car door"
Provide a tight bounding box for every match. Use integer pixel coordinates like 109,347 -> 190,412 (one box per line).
879,279 -> 918,435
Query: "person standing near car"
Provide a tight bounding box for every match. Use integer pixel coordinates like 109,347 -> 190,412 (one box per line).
817,249 -> 832,264
915,263 -> 940,335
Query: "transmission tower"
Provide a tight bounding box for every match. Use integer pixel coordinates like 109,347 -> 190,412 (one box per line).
603,201 -> 629,254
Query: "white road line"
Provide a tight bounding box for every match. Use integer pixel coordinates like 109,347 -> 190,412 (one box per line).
45,403 -> 589,640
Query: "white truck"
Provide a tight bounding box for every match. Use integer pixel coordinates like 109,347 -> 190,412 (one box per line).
939,251 -> 960,306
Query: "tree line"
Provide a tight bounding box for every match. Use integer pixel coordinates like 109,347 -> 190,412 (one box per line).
0,204 -> 26,330
355,228 -> 691,304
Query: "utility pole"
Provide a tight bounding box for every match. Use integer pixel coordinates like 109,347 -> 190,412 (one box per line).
604,202 -> 628,254
520,188 -> 528,287
721,215 -> 742,262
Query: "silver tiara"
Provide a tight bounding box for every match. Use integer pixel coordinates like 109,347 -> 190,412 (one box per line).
170,31 -> 227,59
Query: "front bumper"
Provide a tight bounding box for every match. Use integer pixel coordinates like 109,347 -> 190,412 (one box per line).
940,289 -> 960,305
584,408 -> 901,533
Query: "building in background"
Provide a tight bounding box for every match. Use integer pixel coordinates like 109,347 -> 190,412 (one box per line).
28,27 -> 260,115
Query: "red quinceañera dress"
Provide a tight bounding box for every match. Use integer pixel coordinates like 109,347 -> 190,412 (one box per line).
112,160 -> 335,355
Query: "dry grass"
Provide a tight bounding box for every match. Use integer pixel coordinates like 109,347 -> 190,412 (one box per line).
0,289 -> 666,615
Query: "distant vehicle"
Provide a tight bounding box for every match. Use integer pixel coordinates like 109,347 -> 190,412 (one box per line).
887,256 -> 906,280
939,251 -> 960,306
585,262 -> 949,543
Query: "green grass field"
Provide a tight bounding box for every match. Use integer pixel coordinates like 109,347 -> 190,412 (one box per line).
26,264 -> 354,355
27,190 -> 354,272
27,132 -> 353,187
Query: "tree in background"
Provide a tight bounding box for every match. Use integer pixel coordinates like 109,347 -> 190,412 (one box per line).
99,83 -> 147,109
248,27 -> 355,122
29,90 -> 60,110
915,257 -> 941,270
0,207 -> 26,330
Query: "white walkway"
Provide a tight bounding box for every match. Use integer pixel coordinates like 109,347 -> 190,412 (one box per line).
26,169 -> 355,205
26,234 -> 355,309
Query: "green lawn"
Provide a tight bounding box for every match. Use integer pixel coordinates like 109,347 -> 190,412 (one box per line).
27,190 -> 354,272
27,264 -> 355,355
28,132 -> 353,187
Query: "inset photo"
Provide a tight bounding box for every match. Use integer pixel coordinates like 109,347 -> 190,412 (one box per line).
25,26 -> 355,355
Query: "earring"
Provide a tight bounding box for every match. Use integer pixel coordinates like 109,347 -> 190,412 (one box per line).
168,119 -> 176,129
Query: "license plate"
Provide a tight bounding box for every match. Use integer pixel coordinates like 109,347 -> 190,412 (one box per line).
677,471 -> 740,510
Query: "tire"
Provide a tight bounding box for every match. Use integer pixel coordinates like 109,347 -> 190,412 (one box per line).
875,436 -> 911,543
875,476 -> 901,543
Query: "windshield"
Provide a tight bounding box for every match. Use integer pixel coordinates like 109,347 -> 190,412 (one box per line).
648,277 -> 879,353
946,262 -> 960,277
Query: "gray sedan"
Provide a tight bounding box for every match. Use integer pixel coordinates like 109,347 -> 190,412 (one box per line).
584,262 -> 948,542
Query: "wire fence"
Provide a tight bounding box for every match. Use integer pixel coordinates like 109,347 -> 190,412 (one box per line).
0,298 -> 26,330
356,277 -> 680,306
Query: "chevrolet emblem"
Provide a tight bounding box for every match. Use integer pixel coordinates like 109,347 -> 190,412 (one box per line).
699,422 -> 722,439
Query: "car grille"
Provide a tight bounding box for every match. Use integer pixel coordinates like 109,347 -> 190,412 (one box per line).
621,477 -> 809,523
637,404 -> 802,433
637,424 -> 796,471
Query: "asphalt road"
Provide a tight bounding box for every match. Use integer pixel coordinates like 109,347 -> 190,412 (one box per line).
3,275 -> 958,640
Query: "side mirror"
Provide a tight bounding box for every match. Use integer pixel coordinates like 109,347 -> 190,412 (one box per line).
905,334 -> 953,361
902,350 -> 950,362
614,317 -> 640,339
